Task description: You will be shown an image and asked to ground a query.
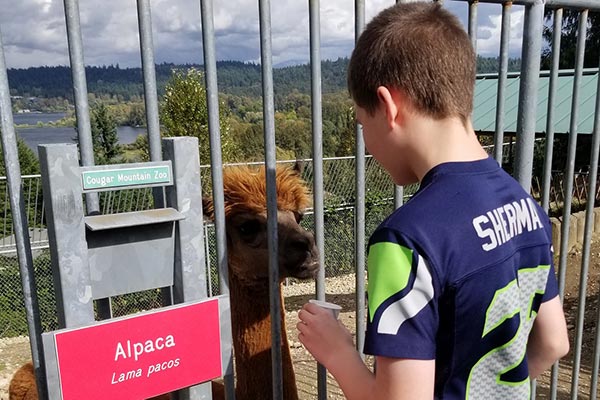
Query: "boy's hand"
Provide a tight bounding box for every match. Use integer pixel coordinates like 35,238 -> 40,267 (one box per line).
296,302 -> 354,371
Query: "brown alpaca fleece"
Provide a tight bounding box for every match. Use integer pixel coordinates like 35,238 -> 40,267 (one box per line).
202,164 -> 318,400
202,164 -> 311,218
8,362 -> 37,400
8,361 -> 171,400
228,276 -> 299,400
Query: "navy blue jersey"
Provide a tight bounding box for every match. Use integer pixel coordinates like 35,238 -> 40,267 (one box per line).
364,157 -> 559,399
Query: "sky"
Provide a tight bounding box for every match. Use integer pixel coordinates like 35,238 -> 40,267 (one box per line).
0,0 -> 526,70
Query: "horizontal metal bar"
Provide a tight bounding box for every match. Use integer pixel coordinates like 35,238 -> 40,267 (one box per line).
84,207 -> 184,231
451,0 -> 539,6
546,0 -> 600,11
477,68 -> 599,79
451,0 -> 600,10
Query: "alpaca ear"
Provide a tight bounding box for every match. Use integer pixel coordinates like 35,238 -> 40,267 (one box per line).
292,159 -> 305,176
202,196 -> 215,221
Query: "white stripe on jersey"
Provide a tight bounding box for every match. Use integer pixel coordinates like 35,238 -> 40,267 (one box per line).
377,254 -> 434,335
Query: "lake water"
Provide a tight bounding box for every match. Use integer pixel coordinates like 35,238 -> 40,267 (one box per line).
13,112 -> 68,125
12,112 -> 146,156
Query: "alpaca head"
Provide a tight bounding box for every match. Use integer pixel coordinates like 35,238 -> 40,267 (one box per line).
203,163 -> 319,288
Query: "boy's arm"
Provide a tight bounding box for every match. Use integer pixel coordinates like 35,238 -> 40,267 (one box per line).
298,303 -> 435,400
372,357 -> 435,400
527,295 -> 570,379
326,353 -> 435,400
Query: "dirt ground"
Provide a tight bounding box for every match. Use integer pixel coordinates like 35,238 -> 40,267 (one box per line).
2,237 -> 600,399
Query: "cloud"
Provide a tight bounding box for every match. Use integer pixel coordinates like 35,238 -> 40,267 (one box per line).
474,3 -> 526,58
0,0 -> 523,69
0,0 -> 69,67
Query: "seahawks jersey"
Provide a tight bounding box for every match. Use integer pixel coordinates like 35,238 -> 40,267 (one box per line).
364,157 -> 559,399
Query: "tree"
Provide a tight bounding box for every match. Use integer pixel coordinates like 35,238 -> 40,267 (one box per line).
542,10 -> 600,69
0,137 -> 40,176
0,137 -> 42,232
275,111 -> 311,159
90,103 -> 121,164
160,68 -> 238,164
126,103 -> 146,127
116,133 -> 151,163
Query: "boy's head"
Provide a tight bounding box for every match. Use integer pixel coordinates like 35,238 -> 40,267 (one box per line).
348,2 -> 476,125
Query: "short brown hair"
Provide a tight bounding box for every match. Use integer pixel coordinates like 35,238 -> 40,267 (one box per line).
348,2 -> 476,124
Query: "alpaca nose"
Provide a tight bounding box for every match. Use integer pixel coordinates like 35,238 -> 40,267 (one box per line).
290,234 -> 312,254
289,230 -> 317,255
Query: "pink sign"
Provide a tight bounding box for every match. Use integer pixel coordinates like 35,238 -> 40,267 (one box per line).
54,298 -> 222,399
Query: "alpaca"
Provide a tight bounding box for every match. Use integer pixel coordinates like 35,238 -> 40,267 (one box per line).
10,164 -> 318,400
203,163 -> 319,400
8,361 -> 169,400
8,362 -> 36,400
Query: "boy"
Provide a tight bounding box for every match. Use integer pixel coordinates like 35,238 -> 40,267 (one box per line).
296,2 -> 569,399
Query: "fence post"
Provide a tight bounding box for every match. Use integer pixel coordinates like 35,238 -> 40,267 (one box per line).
0,26 -> 47,400
513,0 -> 544,190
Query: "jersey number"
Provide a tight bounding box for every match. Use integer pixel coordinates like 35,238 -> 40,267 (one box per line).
466,265 -> 549,399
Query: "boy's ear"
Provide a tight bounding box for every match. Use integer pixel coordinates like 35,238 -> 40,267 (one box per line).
376,86 -> 400,128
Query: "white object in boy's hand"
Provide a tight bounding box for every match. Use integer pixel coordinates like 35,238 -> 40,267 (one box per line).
309,299 -> 342,319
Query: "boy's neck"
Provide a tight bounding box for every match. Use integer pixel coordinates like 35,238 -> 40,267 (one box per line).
404,115 -> 489,182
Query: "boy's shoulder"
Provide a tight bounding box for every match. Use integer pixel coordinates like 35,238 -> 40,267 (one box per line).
382,157 -> 510,225
372,157 -> 551,272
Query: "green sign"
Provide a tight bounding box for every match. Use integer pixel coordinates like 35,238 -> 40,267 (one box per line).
82,165 -> 172,190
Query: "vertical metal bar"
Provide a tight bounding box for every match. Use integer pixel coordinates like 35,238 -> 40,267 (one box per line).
26,179 -> 32,226
33,178 -> 40,234
557,8 -> 586,308
163,137 -> 212,400
40,198 -> 45,238
493,2 -> 511,164
205,223 -> 213,296
566,11 -> 589,400
354,0 -> 366,360
0,26 -> 47,400
308,1 -> 327,398
127,189 -> 134,211
389,0 -> 404,217
547,12 -> 565,398
468,1 -> 478,53
3,184 -> 7,243
542,9 -> 563,214
587,62 -> 600,400
102,191 -> 110,215
199,0 -> 234,397
137,0 -> 162,163
513,0 -> 544,191
394,186 -> 403,209
136,0 -> 172,309
588,90 -> 600,400
200,0 -> 229,299
63,0 -> 99,214
63,0 -> 112,320
309,0 -> 324,316
258,0 -> 283,398
575,49 -> 599,400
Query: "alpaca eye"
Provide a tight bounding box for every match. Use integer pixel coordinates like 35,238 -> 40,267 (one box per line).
238,220 -> 260,236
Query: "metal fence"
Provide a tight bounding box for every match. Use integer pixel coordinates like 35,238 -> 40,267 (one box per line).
1,151 -> 600,322
2,149 -> 600,396
2,0 -> 600,399
0,156 -> 399,333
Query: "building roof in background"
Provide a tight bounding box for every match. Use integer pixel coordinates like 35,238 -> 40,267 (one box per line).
473,68 -> 599,135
